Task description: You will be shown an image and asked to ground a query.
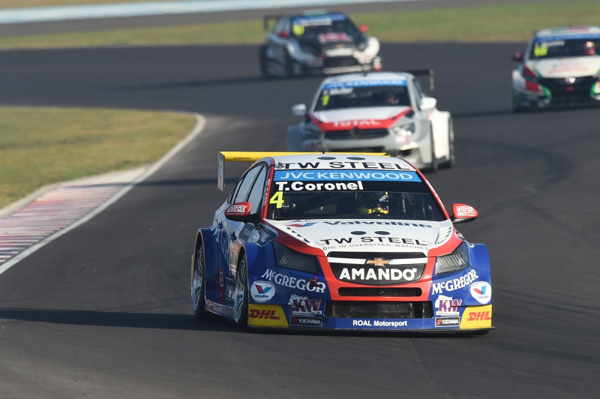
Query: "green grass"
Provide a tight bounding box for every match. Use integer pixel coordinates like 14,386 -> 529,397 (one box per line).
0,107 -> 196,209
0,1 -> 599,48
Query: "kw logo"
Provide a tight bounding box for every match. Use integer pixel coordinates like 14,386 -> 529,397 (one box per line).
467,311 -> 491,322
249,309 -> 280,320
366,258 -> 390,267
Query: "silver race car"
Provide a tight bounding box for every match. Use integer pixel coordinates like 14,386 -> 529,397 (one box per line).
259,11 -> 382,78
512,26 -> 600,111
287,71 -> 455,171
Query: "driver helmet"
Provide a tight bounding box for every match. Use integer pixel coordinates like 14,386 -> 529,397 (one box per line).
356,192 -> 390,215
583,41 -> 596,55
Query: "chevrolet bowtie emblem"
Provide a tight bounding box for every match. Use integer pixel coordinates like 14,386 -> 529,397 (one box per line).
366,258 -> 390,267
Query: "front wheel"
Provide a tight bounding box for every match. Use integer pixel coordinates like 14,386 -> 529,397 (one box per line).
441,119 -> 455,169
429,128 -> 439,173
233,255 -> 249,330
191,244 -> 207,320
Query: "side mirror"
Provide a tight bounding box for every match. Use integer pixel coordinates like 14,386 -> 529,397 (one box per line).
420,97 -> 437,110
451,203 -> 478,224
512,51 -> 524,62
359,24 -> 369,33
292,103 -> 307,116
225,202 -> 255,222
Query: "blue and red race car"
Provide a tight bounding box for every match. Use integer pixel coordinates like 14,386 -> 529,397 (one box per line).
191,152 -> 492,333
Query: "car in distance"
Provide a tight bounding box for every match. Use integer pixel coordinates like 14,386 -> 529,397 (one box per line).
512,26 -> 600,111
287,71 -> 455,171
191,151 -> 492,333
259,10 -> 382,78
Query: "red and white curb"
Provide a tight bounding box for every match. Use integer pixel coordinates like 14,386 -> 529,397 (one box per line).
0,113 -> 205,275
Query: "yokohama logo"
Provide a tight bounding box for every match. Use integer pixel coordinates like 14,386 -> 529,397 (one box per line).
467,311 -> 491,322
249,309 -> 280,320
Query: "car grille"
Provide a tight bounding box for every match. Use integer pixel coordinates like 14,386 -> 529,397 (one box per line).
328,146 -> 386,153
338,287 -> 422,297
325,129 -> 389,140
325,301 -> 433,319
327,251 -> 428,285
323,56 -> 360,68
539,76 -> 599,103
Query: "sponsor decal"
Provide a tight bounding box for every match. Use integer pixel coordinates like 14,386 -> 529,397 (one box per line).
352,320 -> 408,328
322,79 -> 407,89
319,236 -> 428,246
333,264 -> 423,285
218,268 -> 225,302
248,304 -> 288,328
250,281 -> 276,303
460,305 -> 492,329
289,295 -> 323,315
225,203 -> 249,215
274,170 -> 419,182
261,269 -> 327,293
274,180 -> 364,192
276,161 -> 411,170
435,295 -> 462,316
291,316 -> 323,327
470,281 -> 492,305
435,317 -> 460,327
432,270 -> 479,295
288,220 -> 432,228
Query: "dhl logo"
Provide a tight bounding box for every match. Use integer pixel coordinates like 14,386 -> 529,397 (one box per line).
247,304 -> 288,328
467,311 -> 491,322
249,309 -> 280,320
460,305 -> 492,329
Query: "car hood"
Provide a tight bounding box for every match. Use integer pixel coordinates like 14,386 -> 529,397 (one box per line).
529,56 -> 600,78
268,218 -> 455,254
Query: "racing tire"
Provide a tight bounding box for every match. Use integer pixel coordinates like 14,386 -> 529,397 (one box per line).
428,127 -> 439,173
440,119 -> 455,169
259,45 -> 272,79
284,49 -> 295,78
191,243 -> 208,320
233,254 -> 249,331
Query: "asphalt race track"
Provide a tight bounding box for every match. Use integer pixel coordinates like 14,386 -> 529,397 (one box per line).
0,42 -> 599,399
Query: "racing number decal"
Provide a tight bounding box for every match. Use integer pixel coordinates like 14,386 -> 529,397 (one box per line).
321,94 -> 330,107
269,191 -> 285,208
534,45 -> 548,57
292,24 -> 305,36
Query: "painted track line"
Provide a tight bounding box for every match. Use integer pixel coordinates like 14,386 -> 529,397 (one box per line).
0,113 -> 205,275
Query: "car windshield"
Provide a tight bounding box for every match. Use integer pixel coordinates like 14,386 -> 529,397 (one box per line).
530,37 -> 600,59
266,169 -> 445,221
291,15 -> 359,39
314,84 -> 411,111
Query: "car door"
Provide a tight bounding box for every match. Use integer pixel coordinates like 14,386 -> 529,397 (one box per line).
220,163 -> 268,303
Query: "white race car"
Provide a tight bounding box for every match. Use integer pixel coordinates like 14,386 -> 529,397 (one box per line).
259,11 -> 382,77
287,71 -> 455,171
512,26 -> 600,110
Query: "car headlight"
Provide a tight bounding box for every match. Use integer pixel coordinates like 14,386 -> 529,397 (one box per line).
273,241 -> 320,274
357,40 -> 368,51
390,122 -> 415,136
435,242 -> 470,275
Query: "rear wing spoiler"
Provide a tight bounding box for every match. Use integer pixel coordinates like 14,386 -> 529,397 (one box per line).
263,15 -> 281,31
405,69 -> 435,91
218,151 -> 388,191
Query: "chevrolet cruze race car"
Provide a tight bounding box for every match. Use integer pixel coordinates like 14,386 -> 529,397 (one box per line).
259,11 -> 382,77
512,26 -> 600,111
287,71 -> 455,171
191,152 -> 492,333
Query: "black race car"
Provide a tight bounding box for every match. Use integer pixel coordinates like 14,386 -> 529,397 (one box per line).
259,11 -> 382,78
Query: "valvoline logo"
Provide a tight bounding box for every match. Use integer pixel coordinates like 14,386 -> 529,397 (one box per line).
250,281 -> 276,303
470,281 -> 492,305
288,222 -> 317,228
